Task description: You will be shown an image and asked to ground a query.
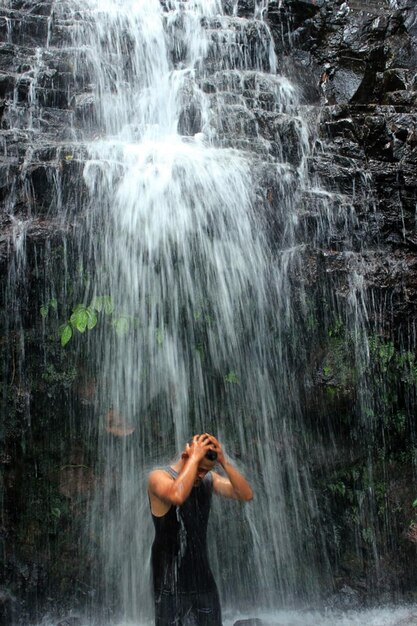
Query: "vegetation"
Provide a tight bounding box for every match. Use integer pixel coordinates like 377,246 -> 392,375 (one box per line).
311,316 -> 417,592
39,295 -> 139,346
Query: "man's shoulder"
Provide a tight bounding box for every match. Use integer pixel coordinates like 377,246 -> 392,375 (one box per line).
148,467 -> 175,484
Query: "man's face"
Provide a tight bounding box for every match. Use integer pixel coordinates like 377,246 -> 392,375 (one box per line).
194,458 -> 216,486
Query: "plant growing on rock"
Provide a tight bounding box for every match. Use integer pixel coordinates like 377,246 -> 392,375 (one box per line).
40,295 -> 137,346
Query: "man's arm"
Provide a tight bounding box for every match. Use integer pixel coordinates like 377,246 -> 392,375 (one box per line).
209,436 -> 253,502
148,434 -> 213,506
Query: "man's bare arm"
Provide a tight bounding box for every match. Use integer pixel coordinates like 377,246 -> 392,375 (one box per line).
212,463 -> 253,501
148,434 -> 213,506
208,435 -> 253,501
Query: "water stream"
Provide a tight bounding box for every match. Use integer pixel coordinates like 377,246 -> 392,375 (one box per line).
2,0 -> 416,624
59,0 -> 325,619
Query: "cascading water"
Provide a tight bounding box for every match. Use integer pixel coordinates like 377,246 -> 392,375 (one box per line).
3,0 -> 417,624
53,0 -> 324,620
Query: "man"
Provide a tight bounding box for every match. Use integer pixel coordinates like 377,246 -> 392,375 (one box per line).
148,433 -> 253,626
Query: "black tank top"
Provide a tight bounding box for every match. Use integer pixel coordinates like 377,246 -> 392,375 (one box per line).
151,467 -> 217,595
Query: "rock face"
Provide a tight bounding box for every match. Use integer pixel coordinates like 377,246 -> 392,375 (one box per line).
268,0 -> 417,319
1,0 -> 417,620
266,0 -> 417,602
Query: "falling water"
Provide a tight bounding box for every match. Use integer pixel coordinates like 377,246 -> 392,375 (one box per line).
49,0 -> 324,620
3,0 -> 416,624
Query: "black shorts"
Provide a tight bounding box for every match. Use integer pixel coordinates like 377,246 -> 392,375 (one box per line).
154,589 -> 222,626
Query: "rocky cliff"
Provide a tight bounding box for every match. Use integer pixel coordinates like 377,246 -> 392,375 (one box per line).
267,0 -> 417,606
270,0 -> 417,319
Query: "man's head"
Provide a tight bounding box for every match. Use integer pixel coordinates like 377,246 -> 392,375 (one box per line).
183,436 -> 218,461
182,435 -> 218,486
205,448 -> 217,462
194,455 -> 216,486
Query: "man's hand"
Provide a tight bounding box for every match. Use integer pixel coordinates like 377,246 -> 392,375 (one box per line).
205,434 -> 226,466
184,434 -> 216,463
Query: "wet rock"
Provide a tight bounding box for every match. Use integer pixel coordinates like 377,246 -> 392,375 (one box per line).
104,408 -> 135,437
270,0 -> 323,27
73,92 -> 96,128
0,589 -> 18,626
0,44 -> 18,72
58,464 -> 96,500
383,68 -> 410,91
178,95 -> 203,136
382,89 -> 417,106
327,584 -> 363,610
7,1 -> 53,17
76,377 -> 96,405
233,620 -> 265,626
56,617 -> 82,626
8,12 -> 51,47
230,1 -> 257,18
331,67 -> 364,102
24,164 -> 58,212
0,72 -> 14,99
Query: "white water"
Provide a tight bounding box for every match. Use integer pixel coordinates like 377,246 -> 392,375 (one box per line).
40,0 -> 376,621
0,0 -> 413,622
37,606 -> 417,626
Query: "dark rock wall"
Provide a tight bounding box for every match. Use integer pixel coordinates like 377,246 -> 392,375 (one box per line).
269,0 -> 417,320
267,0 -> 417,604
0,2 -> 95,623
1,0 -> 417,621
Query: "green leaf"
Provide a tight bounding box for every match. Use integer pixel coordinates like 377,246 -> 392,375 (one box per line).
114,316 -> 129,337
156,328 -> 164,346
51,507 -> 61,519
49,298 -> 58,311
329,481 -> 346,497
60,324 -> 73,347
40,304 -> 49,319
90,296 -> 103,312
76,311 -> 88,333
224,371 -> 239,384
103,296 -> 114,315
70,307 -> 88,333
412,499 -> 417,508
90,295 -> 114,315
86,307 -> 98,330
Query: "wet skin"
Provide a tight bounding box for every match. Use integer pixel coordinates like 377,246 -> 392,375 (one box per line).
193,458 -> 216,486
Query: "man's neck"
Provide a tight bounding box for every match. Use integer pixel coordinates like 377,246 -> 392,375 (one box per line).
170,458 -> 185,473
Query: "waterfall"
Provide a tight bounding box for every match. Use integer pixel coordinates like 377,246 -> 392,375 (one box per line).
45,0 -> 324,619
3,0 -> 417,622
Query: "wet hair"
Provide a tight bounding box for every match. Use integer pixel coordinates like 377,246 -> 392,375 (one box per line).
205,449 -> 218,462
187,437 -> 218,461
